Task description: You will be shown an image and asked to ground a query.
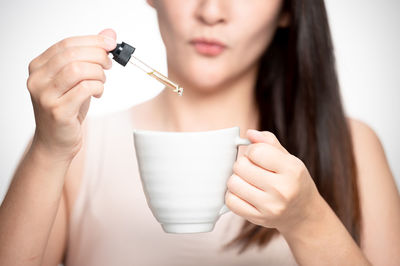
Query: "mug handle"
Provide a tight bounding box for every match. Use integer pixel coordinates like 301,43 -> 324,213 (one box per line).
219,136 -> 252,216
235,136 -> 252,146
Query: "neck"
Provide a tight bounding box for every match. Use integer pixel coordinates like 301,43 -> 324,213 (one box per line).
156,65 -> 260,137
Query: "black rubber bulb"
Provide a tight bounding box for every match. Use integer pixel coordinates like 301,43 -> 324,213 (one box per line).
109,42 -> 136,66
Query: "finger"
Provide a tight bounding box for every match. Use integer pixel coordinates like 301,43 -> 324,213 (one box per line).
245,143 -> 290,173
227,174 -> 268,211
98,28 -> 117,40
225,190 -> 261,219
43,46 -> 112,77
233,156 -> 285,200
29,33 -> 116,74
247,129 -> 289,154
234,155 -> 272,191
51,62 -> 106,96
58,80 -> 104,117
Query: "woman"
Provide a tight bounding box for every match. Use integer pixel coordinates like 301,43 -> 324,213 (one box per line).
1,0 -> 399,265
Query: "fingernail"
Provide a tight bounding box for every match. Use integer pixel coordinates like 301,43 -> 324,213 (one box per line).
103,36 -> 116,50
247,129 -> 261,136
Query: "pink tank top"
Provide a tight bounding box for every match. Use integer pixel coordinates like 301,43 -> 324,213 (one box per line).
65,109 -> 298,266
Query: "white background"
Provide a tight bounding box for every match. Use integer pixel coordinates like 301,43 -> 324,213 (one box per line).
0,0 -> 399,201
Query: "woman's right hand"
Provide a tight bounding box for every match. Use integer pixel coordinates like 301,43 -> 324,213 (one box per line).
27,29 -> 117,161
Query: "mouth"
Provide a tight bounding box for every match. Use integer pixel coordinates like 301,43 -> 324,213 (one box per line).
189,38 -> 227,56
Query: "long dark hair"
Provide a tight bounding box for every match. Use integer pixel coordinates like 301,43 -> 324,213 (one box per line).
226,0 -> 360,253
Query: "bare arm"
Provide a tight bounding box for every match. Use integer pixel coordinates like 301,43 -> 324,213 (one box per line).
41,138 -> 86,266
352,119 -> 400,265
0,30 -> 116,266
280,119 -> 400,265
0,130 -> 86,266
281,192 -> 370,265
0,141 -> 70,265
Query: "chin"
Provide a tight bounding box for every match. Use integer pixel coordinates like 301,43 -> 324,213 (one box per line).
180,64 -> 230,92
184,74 -> 228,93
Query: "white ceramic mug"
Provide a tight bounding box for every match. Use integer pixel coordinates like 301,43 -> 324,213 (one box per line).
133,127 -> 250,233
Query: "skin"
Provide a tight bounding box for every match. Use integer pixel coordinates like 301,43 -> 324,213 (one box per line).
0,0 -> 399,265
0,31 -> 117,266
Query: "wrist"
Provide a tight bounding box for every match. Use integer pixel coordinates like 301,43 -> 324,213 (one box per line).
280,193 -> 329,241
31,132 -> 81,163
30,137 -> 77,166
277,194 -> 370,265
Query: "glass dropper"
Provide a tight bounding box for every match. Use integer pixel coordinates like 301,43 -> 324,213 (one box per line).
109,42 -> 183,96
129,56 -> 183,96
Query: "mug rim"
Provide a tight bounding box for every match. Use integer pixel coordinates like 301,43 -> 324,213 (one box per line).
133,126 -> 239,136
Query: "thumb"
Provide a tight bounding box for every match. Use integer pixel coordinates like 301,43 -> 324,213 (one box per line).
246,129 -> 289,154
98,28 -> 117,41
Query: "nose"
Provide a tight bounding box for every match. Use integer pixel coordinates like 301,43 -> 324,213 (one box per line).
195,0 -> 228,26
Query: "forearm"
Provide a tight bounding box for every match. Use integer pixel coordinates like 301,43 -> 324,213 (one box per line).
281,195 -> 371,266
0,142 -> 71,266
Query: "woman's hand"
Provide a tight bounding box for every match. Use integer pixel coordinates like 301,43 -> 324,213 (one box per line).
27,29 -> 117,160
226,129 -> 323,235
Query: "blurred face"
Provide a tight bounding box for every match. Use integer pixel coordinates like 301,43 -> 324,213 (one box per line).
148,0 -> 286,92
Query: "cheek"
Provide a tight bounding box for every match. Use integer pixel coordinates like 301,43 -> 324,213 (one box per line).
156,1 -> 194,55
231,8 -> 283,72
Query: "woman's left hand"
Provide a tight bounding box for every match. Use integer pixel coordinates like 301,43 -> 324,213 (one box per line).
226,129 -> 323,235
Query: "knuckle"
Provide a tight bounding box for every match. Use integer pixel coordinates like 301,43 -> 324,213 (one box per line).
50,105 -> 67,123
225,191 -> 233,206
95,83 -> 105,96
38,94 -> 52,109
247,145 -> 258,160
96,65 -> 106,82
226,175 -> 236,190
50,106 -> 60,121
79,80 -> 91,91
248,143 -> 265,160
28,60 -> 37,74
283,187 -> 297,202
232,161 -> 240,174
68,61 -> 83,76
58,38 -> 71,50
264,131 -> 278,144
80,80 -> 104,97
64,48 -> 77,60
26,76 -> 36,93
49,55 -> 62,71
289,155 -> 305,175
233,156 -> 246,173
272,204 -> 286,217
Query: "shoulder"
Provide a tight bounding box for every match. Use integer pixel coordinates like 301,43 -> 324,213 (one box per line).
346,117 -> 393,183
346,120 -> 400,263
347,118 -> 379,144
347,117 -> 385,163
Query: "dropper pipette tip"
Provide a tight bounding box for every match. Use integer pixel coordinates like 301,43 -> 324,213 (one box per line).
174,86 -> 184,96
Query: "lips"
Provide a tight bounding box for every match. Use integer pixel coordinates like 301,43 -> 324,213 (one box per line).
190,38 -> 227,56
